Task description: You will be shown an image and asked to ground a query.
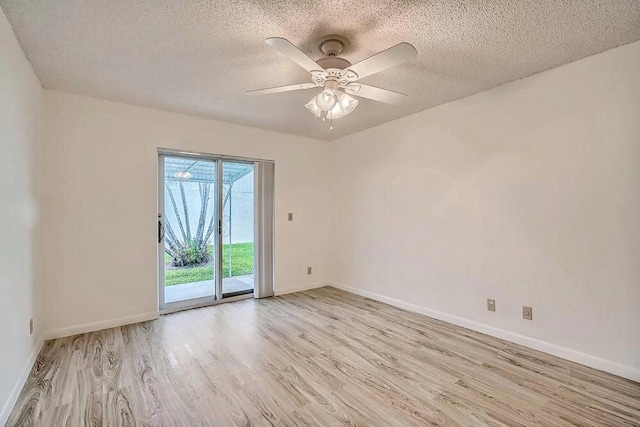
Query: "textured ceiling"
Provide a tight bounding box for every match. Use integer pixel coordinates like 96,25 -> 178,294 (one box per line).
2,1 -> 640,141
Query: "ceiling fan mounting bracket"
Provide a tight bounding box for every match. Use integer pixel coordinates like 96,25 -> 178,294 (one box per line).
317,34 -> 351,56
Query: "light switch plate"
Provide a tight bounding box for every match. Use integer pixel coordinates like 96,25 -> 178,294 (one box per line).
487,299 -> 496,312
523,306 -> 533,320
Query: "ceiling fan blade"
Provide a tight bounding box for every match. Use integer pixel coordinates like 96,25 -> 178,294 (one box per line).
344,83 -> 407,105
342,42 -> 417,80
247,82 -> 318,95
265,37 -> 325,75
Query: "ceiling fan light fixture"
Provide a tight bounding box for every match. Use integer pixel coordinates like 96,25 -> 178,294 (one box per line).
306,90 -> 358,120
316,88 -> 338,111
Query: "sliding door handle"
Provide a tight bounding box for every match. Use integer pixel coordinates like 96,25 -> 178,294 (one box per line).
158,217 -> 165,243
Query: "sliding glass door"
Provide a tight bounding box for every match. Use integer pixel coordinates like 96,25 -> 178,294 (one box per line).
159,156 -> 219,310
222,161 -> 255,297
158,155 -> 257,311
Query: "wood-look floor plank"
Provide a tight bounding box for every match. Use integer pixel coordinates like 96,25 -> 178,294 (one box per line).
7,286 -> 640,426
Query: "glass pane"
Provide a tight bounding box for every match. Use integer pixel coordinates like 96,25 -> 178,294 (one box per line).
163,157 -> 217,304
222,161 -> 255,296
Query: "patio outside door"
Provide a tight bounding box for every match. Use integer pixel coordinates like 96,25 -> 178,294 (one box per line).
221,161 -> 255,298
158,154 -> 256,311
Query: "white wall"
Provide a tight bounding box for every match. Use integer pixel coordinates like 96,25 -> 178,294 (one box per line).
331,41 -> 640,379
40,90 -> 333,334
0,9 -> 42,423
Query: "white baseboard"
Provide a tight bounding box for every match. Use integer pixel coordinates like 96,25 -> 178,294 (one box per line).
330,282 -> 640,382
42,311 -> 159,341
274,282 -> 328,296
0,335 -> 44,426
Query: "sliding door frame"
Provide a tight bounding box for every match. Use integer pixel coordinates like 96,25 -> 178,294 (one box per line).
158,154 -> 220,312
219,158 -> 258,299
215,159 -> 224,300
158,149 -> 272,313
158,155 -> 166,308
157,147 -> 274,164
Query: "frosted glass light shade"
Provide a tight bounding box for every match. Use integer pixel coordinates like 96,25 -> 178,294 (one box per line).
305,91 -> 358,120
316,89 -> 338,111
338,92 -> 358,116
304,99 -> 322,116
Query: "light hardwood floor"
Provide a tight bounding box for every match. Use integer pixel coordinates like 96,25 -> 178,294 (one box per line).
7,287 -> 640,426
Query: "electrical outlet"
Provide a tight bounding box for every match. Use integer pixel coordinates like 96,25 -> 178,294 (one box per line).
487,299 -> 496,312
288,213 -> 293,221
307,266 -> 312,275
523,306 -> 533,320
29,318 -> 34,335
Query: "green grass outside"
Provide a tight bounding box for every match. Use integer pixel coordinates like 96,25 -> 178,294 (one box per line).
164,242 -> 254,286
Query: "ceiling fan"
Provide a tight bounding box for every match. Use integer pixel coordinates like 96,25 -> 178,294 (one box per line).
247,35 -> 417,127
